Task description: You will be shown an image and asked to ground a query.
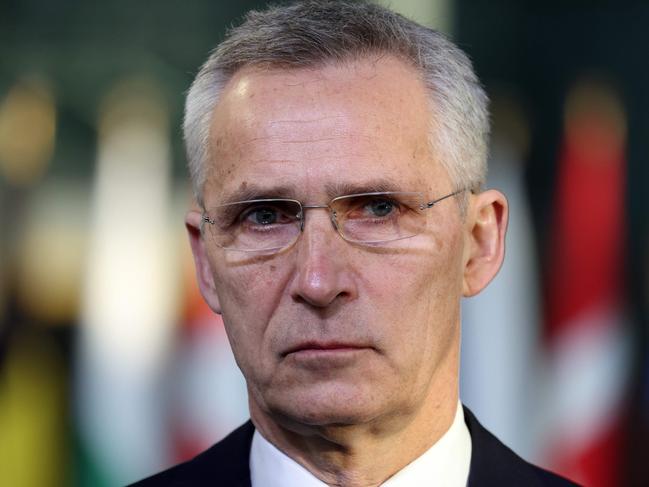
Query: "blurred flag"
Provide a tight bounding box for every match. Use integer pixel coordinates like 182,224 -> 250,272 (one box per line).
541,79 -> 631,487
76,77 -> 178,486
0,78 -> 56,187
0,330 -> 68,487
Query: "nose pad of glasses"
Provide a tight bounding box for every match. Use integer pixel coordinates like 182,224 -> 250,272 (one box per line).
330,210 -> 340,230
297,210 -> 305,232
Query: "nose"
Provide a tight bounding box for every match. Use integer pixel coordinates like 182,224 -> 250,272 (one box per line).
289,210 -> 357,308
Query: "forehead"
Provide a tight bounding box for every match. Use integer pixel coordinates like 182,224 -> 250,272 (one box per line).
205,55 -> 448,204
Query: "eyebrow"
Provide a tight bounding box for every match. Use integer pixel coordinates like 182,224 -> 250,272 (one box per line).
217,178 -> 405,206
218,184 -> 297,205
324,179 -> 402,198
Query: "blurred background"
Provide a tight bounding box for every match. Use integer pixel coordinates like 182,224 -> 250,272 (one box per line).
0,0 -> 647,485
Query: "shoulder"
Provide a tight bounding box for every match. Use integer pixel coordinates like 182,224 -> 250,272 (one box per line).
464,406 -> 580,487
128,421 -> 255,487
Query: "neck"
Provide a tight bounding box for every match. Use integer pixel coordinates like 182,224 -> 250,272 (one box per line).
250,379 -> 459,486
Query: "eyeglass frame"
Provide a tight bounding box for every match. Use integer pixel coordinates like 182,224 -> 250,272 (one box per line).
201,188 -> 467,252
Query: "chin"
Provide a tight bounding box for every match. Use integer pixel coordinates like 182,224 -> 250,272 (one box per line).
286,405 -> 375,427
264,382 -> 389,427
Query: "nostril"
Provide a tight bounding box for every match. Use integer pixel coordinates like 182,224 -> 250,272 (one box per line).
293,287 -> 348,309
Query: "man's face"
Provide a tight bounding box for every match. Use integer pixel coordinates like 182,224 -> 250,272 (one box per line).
198,56 -> 468,428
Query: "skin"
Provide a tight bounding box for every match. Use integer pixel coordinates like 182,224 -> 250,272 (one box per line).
186,55 -> 508,486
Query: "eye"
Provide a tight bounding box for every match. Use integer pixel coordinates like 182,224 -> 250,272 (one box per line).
366,198 -> 396,217
239,202 -> 297,227
339,195 -> 405,222
246,206 -> 279,225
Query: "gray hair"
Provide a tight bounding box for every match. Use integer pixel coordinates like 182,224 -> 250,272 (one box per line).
184,0 -> 489,205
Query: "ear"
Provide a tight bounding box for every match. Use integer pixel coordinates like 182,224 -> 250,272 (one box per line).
186,210 -> 222,314
462,189 -> 508,297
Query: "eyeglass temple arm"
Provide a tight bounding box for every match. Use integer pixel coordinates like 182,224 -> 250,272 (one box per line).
423,188 -> 469,208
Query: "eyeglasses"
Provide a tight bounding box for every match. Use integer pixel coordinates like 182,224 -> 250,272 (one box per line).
201,189 -> 466,253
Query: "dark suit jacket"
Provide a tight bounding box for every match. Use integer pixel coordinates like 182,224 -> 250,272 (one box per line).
130,407 -> 579,486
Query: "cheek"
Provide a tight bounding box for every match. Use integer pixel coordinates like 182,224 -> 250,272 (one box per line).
419,229 -> 465,322
212,260 -> 289,354
367,229 -> 464,361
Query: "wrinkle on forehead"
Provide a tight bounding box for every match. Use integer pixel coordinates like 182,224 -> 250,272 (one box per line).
239,133 -> 373,146
237,116 -> 365,146
267,116 -> 348,126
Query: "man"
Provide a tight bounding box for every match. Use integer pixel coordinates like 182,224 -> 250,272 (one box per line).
134,1 -> 576,485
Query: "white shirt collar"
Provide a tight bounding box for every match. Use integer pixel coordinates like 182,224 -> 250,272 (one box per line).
250,401 -> 472,486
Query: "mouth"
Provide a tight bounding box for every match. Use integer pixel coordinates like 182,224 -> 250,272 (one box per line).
282,341 -> 371,357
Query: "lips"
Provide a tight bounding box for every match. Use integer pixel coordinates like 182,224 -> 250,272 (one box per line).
282,341 -> 369,356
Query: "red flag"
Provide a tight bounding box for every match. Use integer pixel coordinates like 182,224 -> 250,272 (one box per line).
543,80 -> 630,487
